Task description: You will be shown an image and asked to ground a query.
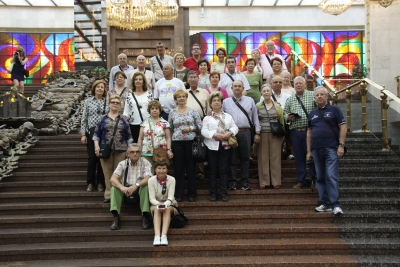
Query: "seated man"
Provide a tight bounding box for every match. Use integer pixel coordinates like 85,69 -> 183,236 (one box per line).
109,143 -> 153,230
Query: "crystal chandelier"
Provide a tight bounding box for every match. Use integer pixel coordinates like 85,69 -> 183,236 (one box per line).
375,0 -> 393,7
106,0 -> 179,31
318,0 -> 355,15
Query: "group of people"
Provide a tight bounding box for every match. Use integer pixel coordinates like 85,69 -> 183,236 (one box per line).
80,40 -> 347,246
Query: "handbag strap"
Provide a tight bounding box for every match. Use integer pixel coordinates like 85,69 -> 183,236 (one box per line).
156,56 -> 163,70
265,54 -> 272,66
226,73 -> 234,82
148,119 -> 156,150
123,159 -> 130,185
271,93 -> 277,102
232,97 -> 254,128
317,108 -> 340,142
212,113 -> 227,131
108,115 -> 120,146
170,204 -> 185,216
102,98 -> 107,115
130,93 -> 144,122
189,90 -> 205,117
295,94 -> 309,118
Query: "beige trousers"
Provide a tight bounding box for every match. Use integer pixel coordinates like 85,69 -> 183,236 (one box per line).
100,151 -> 126,200
257,132 -> 284,187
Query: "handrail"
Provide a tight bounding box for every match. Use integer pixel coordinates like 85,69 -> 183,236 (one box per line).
364,78 -> 400,105
334,80 -> 364,94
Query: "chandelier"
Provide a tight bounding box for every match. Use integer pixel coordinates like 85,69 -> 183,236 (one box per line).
318,0 -> 355,15
106,0 -> 179,31
374,0 -> 393,7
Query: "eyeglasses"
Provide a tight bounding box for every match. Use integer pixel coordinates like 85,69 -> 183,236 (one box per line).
192,48 -> 200,51
273,81 -> 283,84
162,184 -> 166,195
129,150 -> 141,154
110,101 -> 120,105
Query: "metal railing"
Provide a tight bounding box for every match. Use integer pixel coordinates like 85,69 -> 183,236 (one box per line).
289,51 -> 400,151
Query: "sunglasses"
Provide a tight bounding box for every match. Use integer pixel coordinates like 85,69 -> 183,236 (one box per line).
110,101 -> 120,105
162,184 -> 166,195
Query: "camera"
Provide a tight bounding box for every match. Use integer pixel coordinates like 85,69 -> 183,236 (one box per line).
157,204 -> 166,209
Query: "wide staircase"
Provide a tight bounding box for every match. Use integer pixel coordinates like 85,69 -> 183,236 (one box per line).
0,131 -> 399,266
0,83 -> 44,98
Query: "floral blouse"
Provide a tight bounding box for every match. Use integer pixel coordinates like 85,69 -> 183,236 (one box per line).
140,117 -> 170,156
168,107 -> 202,141
108,87 -> 132,114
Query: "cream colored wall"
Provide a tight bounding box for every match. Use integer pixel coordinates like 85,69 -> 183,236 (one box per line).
0,6 -> 74,32
368,1 -> 400,112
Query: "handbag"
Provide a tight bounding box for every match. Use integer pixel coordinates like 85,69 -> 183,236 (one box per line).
228,136 -> 238,148
148,119 -> 168,161
170,205 -> 188,228
264,103 -> 285,137
317,109 -> 347,156
232,97 -> 256,145
122,159 -> 140,205
7,63 -> 14,74
99,116 -> 120,159
23,69 -> 29,77
192,135 -> 207,162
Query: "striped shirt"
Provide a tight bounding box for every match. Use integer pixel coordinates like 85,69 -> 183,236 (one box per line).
283,90 -> 316,130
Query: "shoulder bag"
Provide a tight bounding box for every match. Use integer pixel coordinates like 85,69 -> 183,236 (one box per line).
99,116 -> 120,159
317,108 -> 347,155
170,205 -> 188,228
213,113 -> 238,148
189,90 -> 206,118
122,159 -> 140,205
232,97 -> 256,145
148,119 -> 168,162
192,135 -> 207,162
7,63 -> 14,74
263,103 -> 285,137
130,93 -> 144,122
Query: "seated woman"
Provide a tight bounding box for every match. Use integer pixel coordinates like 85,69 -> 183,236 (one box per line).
205,72 -> 229,99
210,47 -> 227,74
266,57 -> 284,84
138,100 -> 173,173
148,158 -> 177,246
198,59 -> 211,89
256,84 -> 285,189
201,91 -> 238,202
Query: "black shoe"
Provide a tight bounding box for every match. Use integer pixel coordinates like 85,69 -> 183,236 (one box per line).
221,196 -> 229,202
189,197 -> 196,202
210,195 -> 216,202
110,216 -> 120,230
241,184 -> 252,190
141,215 -> 151,230
196,174 -> 205,180
228,183 -> 236,190
103,199 -> 110,203
175,198 -> 182,202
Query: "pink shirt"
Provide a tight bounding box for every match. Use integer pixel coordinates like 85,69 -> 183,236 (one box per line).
205,87 -> 229,99
259,53 -> 288,79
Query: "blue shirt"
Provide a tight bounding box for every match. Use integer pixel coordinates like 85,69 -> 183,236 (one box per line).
222,96 -> 261,132
308,104 -> 346,150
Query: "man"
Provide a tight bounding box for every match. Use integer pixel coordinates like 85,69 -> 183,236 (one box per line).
222,80 -> 261,191
183,43 -> 210,74
149,41 -> 174,82
259,40 -> 288,80
219,56 -> 251,97
154,63 -> 185,120
284,76 -> 317,189
126,55 -> 156,93
109,143 -> 152,230
260,76 -> 290,109
307,86 -> 346,215
186,70 -> 209,180
109,53 -> 135,90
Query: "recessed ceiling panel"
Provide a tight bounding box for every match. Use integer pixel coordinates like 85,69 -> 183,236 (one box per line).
204,0 -> 226,6
53,0 -> 74,6
28,0 -> 55,6
179,0 -> 202,6
252,0 -> 276,6
276,0 -> 301,6
301,0 -> 323,5
2,0 -> 29,5
228,0 -> 251,6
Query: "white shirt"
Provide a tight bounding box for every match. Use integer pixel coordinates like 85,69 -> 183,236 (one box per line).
154,77 -> 185,114
126,68 -> 156,94
123,91 -> 153,125
260,91 -> 291,109
218,72 -> 251,97
201,112 -> 239,151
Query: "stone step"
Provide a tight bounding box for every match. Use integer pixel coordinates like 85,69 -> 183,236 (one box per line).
34,140 -> 83,146
0,238 -> 398,261
37,134 -> 82,140
16,162 -> 87,171
340,187 -> 400,198
340,198 -> 399,211
24,147 -> 87,155
340,177 -> 400,188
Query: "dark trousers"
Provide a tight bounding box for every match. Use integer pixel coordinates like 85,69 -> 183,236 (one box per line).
229,129 -> 251,186
172,140 -> 197,199
129,124 -> 140,143
86,131 -> 104,186
291,129 -> 315,185
283,123 -> 293,157
207,143 -> 231,197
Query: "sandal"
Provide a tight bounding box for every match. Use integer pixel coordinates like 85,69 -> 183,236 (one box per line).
259,185 -> 266,189
273,185 -> 280,189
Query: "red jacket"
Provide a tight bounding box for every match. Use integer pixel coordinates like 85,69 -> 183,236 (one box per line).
183,57 -> 210,74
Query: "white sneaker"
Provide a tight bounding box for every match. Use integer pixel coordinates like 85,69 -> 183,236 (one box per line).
333,207 -> 344,215
153,236 -> 161,246
315,205 -> 332,212
160,235 -> 168,246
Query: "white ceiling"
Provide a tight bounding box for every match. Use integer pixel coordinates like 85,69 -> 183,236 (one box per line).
0,0 -> 73,6
178,0 -> 323,7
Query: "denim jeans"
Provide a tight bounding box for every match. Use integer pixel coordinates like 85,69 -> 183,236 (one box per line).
312,147 -> 341,208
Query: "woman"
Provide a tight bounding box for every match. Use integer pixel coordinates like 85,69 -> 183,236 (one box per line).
80,80 -> 108,193
108,71 -> 132,114
197,59 -> 211,89
211,47 -> 227,74
173,53 -> 190,89
242,49 -> 263,75
148,158 -> 177,246
10,46 -> 28,94
266,57 -> 283,84
281,71 -> 296,95
242,58 -> 263,103
93,95 -> 132,203
138,100 -> 173,173
205,72 -> 229,99
168,89 -> 202,202
123,72 -> 153,142
256,84 -> 285,189
201,91 -> 238,202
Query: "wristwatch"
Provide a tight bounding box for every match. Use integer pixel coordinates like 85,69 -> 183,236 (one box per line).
135,182 -> 140,187
339,143 -> 345,147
